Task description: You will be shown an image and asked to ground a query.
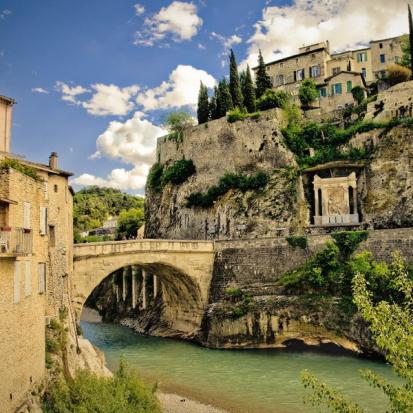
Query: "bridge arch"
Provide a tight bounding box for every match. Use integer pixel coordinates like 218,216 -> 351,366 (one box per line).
72,240 -> 215,336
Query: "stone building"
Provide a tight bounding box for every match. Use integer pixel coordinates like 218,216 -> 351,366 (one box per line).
257,35 -> 405,112
0,95 -> 73,413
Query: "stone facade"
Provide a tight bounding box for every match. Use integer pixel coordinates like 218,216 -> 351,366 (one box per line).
0,109 -> 73,412
0,95 -> 14,153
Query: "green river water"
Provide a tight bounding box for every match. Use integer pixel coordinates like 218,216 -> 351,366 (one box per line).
81,320 -> 399,413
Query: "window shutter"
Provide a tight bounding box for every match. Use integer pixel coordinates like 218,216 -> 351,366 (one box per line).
338,83 -> 342,94
38,263 -> 46,294
23,202 -> 31,229
14,263 -> 20,304
40,207 -> 47,235
25,261 -> 32,297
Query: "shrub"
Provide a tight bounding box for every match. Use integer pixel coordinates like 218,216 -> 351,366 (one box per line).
186,171 -> 269,208
42,361 -> 161,413
331,230 -> 368,258
164,111 -> 194,141
227,108 -> 261,123
224,287 -> 243,298
256,89 -> 291,111
386,64 -> 412,86
351,86 -> 365,105
298,79 -> 319,108
161,159 -> 196,186
0,158 -> 42,181
286,235 -> 308,249
146,163 -> 164,192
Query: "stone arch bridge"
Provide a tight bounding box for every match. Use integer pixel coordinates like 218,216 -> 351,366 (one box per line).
72,239 -> 215,335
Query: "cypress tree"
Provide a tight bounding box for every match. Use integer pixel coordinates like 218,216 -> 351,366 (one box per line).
216,79 -> 233,118
242,65 -> 256,113
255,49 -> 273,98
409,4 -> 413,79
209,86 -> 218,120
229,49 -> 244,109
197,81 -> 210,124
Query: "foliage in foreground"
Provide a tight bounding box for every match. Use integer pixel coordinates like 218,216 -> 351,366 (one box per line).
42,360 -> 161,413
302,252 -> 413,413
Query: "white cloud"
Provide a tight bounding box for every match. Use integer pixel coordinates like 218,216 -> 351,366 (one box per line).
210,32 -> 242,50
91,111 -> 166,165
55,81 -> 89,104
136,64 -> 216,111
72,112 -> 167,192
32,87 -> 49,94
244,0 -> 408,68
0,9 -> 11,20
72,165 -> 150,192
134,3 -> 145,16
82,84 -> 140,116
134,1 -> 203,46
55,82 -> 139,116
198,43 -> 206,50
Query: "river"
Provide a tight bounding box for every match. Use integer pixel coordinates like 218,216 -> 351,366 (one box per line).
81,318 -> 398,413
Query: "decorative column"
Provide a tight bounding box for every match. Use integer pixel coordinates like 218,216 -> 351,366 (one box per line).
142,269 -> 147,310
314,187 -> 319,217
353,186 -> 358,215
153,275 -> 159,298
131,267 -> 137,309
122,268 -> 127,301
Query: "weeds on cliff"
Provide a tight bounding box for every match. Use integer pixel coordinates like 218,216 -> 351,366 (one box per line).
42,360 -> 161,413
227,108 -> 261,123
0,158 -> 42,181
185,171 -> 269,208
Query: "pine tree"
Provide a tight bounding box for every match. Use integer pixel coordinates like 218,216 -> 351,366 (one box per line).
255,49 -> 273,99
216,79 -> 233,118
409,4 -> 413,79
242,65 -> 256,113
229,49 -> 244,109
197,82 -> 210,124
209,86 -> 218,120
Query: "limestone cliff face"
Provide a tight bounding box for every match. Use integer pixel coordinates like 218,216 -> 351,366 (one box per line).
145,109 -> 308,240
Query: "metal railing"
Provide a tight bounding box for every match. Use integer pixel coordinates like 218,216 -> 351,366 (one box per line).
0,227 -> 33,255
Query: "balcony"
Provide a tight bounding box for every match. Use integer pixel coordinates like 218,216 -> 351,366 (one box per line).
0,227 -> 33,257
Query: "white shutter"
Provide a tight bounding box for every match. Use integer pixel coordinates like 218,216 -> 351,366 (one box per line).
25,261 -> 32,296
40,207 -> 47,235
13,263 -> 20,303
38,263 -> 46,294
23,202 -> 31,229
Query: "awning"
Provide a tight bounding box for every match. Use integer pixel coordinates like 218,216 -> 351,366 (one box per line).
0,198 -> 18,205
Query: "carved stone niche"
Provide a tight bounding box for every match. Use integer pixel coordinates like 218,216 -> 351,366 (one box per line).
313,172 -> 359,225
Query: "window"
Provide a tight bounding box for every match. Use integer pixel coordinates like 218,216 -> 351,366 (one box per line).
25,261 -> 32,297
331,83 -> 342,95
332,67 -> 341,75
14,263 -> 20,304
357,52 -> 368,62
310,65 -> 320,78
311,53 -> 316,59
346,80 -> 353,93
295,68 -> 305,81
379,43 -> 383,49
280,62 -> 283,68
319,87 -> 327,98
275,74 -> 284,86
49,225 -> 56,247
38,263 -> 46,294
380,54 -> 386,63
54,184 -> 58,193
23,202 -> 31,230
361,68 -> 367,78
40,207 -> 47,235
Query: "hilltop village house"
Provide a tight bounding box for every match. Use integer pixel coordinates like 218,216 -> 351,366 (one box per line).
0,95 -> 74,413
258,35 -> 404,112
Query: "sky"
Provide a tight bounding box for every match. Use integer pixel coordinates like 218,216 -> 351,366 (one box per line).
0,0 -> 409,195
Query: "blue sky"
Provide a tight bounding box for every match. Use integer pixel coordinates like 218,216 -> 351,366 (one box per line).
0,0 -> 408,194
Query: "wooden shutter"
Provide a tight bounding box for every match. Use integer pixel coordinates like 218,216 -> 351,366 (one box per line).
25,261 -> 32,297
40,207 -> 47,235
14,263 -> 20,303
38,263 -> 46,294
23,202 -> 31,229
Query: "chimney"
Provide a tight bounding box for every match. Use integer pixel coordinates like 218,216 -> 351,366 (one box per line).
0,95 -> 16,153
49,152 -> 58,170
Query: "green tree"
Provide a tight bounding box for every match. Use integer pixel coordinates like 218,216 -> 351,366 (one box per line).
116,208 -> 144,240
302,251 -> 413,413
298,79 -> 319,108
255,49 -> 273,99
241,65 -> 256,113
164,111 -> 194,140
197,81 -> 210,124
351,86 -> 365,105
229,49 -> 244,110
216,79 -> 233,118
386,64 -> 412,86
209,86 -> 218,120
